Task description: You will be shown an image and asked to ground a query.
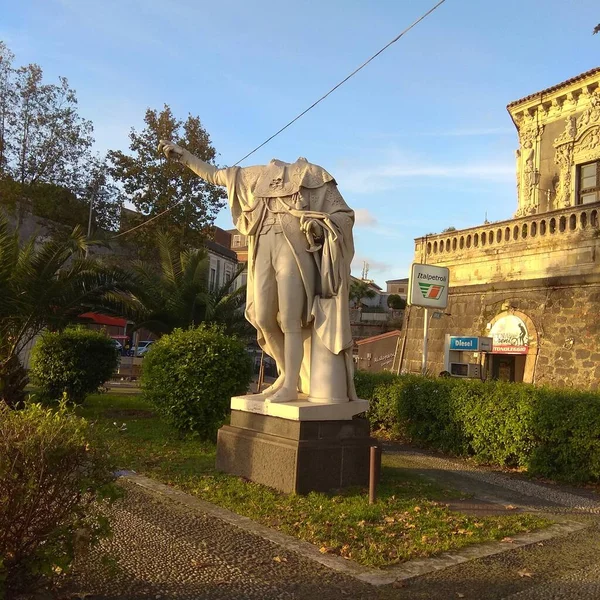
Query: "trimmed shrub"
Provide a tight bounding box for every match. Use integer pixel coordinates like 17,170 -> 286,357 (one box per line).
141,325 -> 252,439
354,370 -> 413,436
529,387 -> 600,482
30,327 -> 119,404
397,375 -> 467,454
0,401 -> 118,596
355,371 -> 600,483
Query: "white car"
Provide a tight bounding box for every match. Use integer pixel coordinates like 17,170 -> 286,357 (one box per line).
136,340 -> 155,357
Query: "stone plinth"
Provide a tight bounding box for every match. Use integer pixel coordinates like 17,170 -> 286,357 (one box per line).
215,399 -> 379,494
230,394 -> 369,421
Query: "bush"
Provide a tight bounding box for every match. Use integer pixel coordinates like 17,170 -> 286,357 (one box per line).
30,327 -> 119,404
0,401 -> 118,596
529,387 -> 600,482
141,325 -> 252,439
354,370 -> 412,436
355,371 -> 600,483
387,294 -> 406,310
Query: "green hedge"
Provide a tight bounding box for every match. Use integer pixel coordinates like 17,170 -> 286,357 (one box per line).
141,325 -> 252,439
354,370 -> 600,483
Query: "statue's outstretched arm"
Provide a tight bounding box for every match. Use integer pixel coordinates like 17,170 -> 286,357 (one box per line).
158,139 -> 220,184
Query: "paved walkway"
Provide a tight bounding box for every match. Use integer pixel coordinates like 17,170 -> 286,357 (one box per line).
60,446 -> 600,600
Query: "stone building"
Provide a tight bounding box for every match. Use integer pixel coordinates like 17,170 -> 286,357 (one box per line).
205,227 -> 238,291
401,68 -> 600,389
386,277 -> 409,299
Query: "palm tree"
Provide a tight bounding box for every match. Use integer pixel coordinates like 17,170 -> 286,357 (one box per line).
349,279 -> 377,308
0,215 -> 141,408
131,232 -> 252,339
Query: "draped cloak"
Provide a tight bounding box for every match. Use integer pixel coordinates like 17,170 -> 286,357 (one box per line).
201,158 -> 357,401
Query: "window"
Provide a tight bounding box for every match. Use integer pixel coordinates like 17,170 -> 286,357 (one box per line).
232,234 -> 241,247
578,161 -> 600,205
210,267 -> 216,291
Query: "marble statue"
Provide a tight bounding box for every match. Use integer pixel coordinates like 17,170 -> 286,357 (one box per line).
159,141 -> 357,405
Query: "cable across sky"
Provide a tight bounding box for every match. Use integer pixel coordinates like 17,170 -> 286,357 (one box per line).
113,0 -> 447,239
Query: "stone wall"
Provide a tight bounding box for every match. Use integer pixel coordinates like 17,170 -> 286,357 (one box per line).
400,274 -> 600,390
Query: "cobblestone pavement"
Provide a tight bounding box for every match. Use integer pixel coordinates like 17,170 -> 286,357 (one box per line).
59,446 -> 600,600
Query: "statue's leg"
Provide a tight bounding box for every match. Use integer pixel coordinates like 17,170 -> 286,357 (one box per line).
267,235 -> 313,404
253,230 -> 286,395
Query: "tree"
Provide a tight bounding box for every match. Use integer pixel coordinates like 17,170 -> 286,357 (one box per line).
9,64 -> 93,193
82,155 -> 123,232
0,42 -> 15,175
349,279 -> 377,308
108,105 -> 227,257
0,41 -> 121,232
132,232 -> 251,338
387,293 -> 407,310
0,214 -> 140,408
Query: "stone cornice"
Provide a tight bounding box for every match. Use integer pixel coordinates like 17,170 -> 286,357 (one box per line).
508,72 -> 600,130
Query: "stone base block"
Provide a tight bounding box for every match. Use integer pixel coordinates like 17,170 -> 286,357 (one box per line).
215,411 -> 380,494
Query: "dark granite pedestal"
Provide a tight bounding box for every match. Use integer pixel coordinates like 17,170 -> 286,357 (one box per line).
215,410 -> 380,494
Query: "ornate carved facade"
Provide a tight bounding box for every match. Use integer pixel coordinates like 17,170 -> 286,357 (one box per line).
509,68 -> 600,217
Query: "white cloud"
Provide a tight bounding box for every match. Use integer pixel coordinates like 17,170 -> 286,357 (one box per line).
354,208 -> 378,227
370,127 -> 514,139
351,255 -> 392,274
339,160 -> 514,194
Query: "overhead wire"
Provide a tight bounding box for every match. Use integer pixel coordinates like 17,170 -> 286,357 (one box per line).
113,0 -> 447,239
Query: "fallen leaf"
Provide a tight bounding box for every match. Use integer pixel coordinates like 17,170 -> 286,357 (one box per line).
319,546 -> 329,554
357,520 -> 366,528
505,505 -> 518,510
457,594 -> 465,598
384,516 -> 395,524
537,542 -> 544,547
501,537 -> 515,543
517,569 -> 534,578
191,559 -> 212,568
273,556 -> 287,563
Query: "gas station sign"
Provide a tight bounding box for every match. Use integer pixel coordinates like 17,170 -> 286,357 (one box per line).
408,263 -> 450,309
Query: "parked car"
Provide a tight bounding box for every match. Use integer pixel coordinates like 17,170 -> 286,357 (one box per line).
136,340 -> 155,357
111,339 -> 124,354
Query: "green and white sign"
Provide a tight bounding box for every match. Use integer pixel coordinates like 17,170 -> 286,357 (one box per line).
408,263 -> 450,309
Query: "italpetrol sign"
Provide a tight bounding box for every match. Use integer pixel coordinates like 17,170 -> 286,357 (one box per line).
408,263 -> 450,309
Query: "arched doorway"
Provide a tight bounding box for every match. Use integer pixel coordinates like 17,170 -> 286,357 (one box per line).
487,310 -> 538,383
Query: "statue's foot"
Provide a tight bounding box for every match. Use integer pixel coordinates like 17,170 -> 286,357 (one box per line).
266,387 -> 298,404
260,374 -> 285,397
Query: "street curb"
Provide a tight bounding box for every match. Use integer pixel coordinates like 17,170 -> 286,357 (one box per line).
121,472 -> 590,587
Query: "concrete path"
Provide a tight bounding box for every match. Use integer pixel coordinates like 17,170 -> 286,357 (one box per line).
60,446 -> 600,600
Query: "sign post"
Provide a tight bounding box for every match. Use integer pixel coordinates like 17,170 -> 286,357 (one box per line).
422,308 -> 429,374
408,263 -> 450,375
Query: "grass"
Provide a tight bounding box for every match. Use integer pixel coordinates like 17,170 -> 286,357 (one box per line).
79,393 -> 552,568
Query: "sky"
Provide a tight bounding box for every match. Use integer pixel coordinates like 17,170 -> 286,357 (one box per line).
1,0 -> 599,286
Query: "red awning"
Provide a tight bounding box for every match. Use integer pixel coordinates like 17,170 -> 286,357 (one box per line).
79,312 -> 127,328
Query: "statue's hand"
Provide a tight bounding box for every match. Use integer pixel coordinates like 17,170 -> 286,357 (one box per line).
302,218 -> 324,239
158,139 -> 185,161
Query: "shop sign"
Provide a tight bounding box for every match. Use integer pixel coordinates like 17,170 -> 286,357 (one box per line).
489,315 -> 529,354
